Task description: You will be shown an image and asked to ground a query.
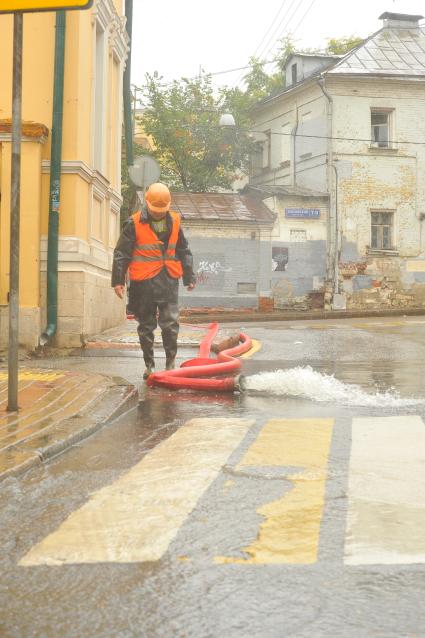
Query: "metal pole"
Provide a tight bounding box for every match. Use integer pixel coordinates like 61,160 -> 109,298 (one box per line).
7,12 -> 23,413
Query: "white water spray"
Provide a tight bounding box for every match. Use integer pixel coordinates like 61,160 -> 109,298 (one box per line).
243,366 -> 422,407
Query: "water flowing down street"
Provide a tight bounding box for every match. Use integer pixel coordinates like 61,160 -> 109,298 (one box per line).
1,317 -> 425,637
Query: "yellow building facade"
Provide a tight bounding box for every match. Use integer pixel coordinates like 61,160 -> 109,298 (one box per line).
0,0 -> 127,348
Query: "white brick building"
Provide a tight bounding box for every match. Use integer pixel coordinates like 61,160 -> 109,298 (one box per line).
250,12 -> 425,310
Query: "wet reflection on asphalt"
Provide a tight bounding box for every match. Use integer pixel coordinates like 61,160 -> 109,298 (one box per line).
1,318 -> 425,637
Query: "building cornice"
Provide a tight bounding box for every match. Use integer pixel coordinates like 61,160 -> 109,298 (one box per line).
42,159 -> 122,205
0,119 -> 48,144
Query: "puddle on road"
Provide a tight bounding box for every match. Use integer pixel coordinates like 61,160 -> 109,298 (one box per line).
243,366 -> 423,407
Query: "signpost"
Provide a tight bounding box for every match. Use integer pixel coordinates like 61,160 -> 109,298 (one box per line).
3,0 -> 93,411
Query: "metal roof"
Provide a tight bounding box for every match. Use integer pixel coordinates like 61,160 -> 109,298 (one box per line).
329,25 -> 425,77
247,184 -> 329,199
169,192 -> 275,224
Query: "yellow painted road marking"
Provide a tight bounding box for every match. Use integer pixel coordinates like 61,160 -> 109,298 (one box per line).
240,339 -> 262,359
0,371 -> 65,382
19,417 -> 254,566
215,418 -> 334,565
345,415 -> 425,565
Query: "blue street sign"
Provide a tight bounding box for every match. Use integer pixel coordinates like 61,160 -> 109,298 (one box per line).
285,208 -> 321,219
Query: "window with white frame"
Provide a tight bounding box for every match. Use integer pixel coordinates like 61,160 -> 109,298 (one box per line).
94,22 -> 106,172
371,211 -> 394,250
371,110 -> 392,148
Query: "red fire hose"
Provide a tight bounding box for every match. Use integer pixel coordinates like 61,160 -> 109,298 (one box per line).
146,322 -> 252,392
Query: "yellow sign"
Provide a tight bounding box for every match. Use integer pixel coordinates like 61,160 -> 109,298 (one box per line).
0,0 -> 92,12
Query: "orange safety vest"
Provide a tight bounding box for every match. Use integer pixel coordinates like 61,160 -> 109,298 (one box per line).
128,211 -> 183,281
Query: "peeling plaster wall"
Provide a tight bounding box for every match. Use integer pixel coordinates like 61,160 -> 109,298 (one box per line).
265,195 -> 329,308
250,83 -> 328,193
328,77 -> 425,310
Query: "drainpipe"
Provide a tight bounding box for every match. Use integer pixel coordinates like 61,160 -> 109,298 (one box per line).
123,0 -> 134,166
318,76 -> 336,304
291,103 -> 299,186
40,11 -> 66,345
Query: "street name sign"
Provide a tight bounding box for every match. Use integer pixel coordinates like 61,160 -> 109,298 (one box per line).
285,208 -> 321,219
0,0 -> 92,12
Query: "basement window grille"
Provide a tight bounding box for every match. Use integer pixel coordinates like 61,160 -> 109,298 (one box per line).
290,229 -> 307,242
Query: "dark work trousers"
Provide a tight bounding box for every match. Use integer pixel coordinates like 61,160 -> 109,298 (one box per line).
136,301 -> 179,369
129,273 -> 180,370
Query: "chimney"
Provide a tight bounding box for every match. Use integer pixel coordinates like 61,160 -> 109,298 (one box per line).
379,12 -> 423,29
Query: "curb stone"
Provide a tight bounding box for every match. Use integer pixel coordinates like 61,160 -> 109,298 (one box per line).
0,378 -> 137,483
182,307 -> 425,324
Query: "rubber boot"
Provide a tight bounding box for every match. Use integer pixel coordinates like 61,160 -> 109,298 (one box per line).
143,358 -> 155,380
165,358 -> 175,371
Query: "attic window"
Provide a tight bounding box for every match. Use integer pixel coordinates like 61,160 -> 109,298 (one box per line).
291,63 -> 298,84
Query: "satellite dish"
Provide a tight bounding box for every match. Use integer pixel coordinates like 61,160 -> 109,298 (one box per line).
128,155 -> 161,188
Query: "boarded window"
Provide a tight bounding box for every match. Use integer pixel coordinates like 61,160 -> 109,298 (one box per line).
237,282 -> 256,294
371,211 -> 393,249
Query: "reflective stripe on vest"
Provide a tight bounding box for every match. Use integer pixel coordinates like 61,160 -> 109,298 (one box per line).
128,211 -> 184,281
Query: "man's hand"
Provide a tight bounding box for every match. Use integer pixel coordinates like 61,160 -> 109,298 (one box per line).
187,283 -> 196,291
114,285 -> 125,299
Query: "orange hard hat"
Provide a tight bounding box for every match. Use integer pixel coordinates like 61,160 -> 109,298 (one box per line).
145,182 -> 171,214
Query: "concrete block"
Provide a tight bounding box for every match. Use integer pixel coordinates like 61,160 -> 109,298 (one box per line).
58,298 -> 85,318
57,316 -> 83,335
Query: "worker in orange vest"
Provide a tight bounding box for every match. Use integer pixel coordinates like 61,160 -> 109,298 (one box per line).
112,183 -> 196,379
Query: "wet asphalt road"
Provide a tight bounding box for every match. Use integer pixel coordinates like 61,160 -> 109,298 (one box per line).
2,317 -> 425,637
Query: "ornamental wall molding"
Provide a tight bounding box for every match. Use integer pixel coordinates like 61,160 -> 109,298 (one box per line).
41,160 -> 122,206
93,0 -> 129,62
0,119 -> 48,144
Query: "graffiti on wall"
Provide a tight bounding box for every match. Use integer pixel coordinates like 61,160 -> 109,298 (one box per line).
195,256 -> 232,287
272,247 -> 289,272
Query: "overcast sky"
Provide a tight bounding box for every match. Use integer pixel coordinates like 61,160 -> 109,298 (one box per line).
131,0 -> 425,93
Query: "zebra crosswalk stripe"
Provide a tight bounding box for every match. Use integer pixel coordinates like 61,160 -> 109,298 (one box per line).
345,415 -> 425,565
19,418 -> 254,566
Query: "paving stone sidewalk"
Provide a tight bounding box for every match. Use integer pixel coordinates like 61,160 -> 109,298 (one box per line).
0,321 -> 238,482
0,368 -> 136,482
85,319 -> 210,350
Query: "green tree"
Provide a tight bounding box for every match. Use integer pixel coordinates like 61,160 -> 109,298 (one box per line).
326,35 -> 364,55
242,37 -> 296,101
141,73 -> 256,192
241,34 -> 362,101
